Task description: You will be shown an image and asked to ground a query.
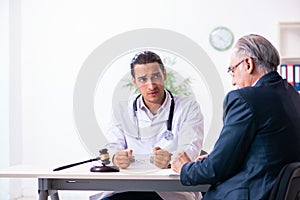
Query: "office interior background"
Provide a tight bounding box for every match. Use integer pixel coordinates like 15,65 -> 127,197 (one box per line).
1,0 -> 300,199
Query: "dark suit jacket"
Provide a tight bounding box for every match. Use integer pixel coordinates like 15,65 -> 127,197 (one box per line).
180,71 -> 300,199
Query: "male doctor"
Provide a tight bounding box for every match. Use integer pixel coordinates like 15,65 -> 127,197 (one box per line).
91,51 -> 204,200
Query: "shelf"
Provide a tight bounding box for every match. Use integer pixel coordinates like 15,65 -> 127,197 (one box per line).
279,22 -> 300,27
281,57 -> 300,64
279,22 -> 300,59
279,22 -> 300,92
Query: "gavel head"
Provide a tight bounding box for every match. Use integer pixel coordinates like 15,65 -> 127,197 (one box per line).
99,148 -> 110,166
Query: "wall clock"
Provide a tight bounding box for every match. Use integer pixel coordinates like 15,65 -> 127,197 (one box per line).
209,26 -> 234,51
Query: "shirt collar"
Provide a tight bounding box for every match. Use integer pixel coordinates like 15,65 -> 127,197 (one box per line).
252,79 -> 259,86
138,90 -> 171,113
137,90 -> 171,120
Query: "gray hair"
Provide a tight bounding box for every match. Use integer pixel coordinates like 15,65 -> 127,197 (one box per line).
234,34 -> 280,73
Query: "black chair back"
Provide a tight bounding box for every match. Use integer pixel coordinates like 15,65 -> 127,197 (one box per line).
269,162 -> 300,200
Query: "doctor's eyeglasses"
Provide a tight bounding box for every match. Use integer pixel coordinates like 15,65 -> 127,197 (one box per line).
135,73 -> 163,85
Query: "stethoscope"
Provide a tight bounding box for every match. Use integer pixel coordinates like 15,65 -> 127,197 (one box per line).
133,90 -> 175,141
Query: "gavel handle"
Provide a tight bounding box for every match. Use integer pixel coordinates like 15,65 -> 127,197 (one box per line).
53,157 -> 100,171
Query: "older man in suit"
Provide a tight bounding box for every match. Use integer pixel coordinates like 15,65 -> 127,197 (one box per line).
172,34 -> 300,199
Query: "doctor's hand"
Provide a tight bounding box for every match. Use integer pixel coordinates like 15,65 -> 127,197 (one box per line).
152,147 -> 172,169
113,149 -> 133,169
171,151 -> 191,174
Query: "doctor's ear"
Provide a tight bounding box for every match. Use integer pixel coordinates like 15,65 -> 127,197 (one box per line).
132,77 -> 136,84
163,69 -> 167,81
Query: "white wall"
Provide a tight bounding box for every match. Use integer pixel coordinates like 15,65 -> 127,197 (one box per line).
0,0 -> 10,199
1,0 -> 300,199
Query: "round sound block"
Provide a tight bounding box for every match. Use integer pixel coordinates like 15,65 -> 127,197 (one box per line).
90,165 -> 119,172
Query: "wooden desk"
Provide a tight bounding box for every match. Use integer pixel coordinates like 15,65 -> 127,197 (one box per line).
0,165 -> 210,200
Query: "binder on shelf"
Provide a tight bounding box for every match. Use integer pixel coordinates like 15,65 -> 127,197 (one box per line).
280,64 -> 287,79
294,64 -> 300,91
286,64 -> 294,87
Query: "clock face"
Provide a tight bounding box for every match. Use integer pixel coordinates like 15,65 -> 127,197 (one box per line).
209,26 -> 234,51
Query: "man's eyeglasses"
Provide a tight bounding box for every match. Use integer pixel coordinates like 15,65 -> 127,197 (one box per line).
227,59 -> 244,77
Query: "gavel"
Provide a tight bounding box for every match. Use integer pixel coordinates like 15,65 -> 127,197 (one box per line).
53,148 -> 119,172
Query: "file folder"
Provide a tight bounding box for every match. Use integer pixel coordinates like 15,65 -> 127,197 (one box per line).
280,64 -> 287,79
294,64 -> 300,91
286,64 -> 294,87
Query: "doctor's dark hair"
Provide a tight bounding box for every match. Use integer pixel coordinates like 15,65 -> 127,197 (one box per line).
130,51 -> 165,78
234,34 -> 280,73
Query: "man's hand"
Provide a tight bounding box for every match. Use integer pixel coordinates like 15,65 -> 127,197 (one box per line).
171,151 -> 191,173
152,147 -> 172,169
113,149 -> 133,169
195,154 -> 208,161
